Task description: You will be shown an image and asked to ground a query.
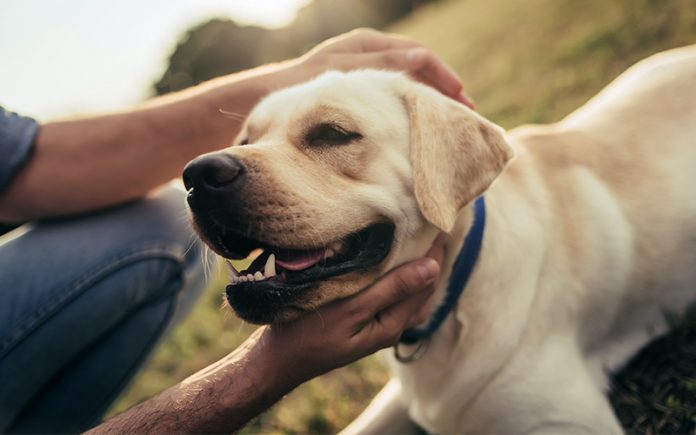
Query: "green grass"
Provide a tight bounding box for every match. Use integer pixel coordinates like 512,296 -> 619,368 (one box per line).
391,0 -> 696,128
111,0 -> 696,432
609,308 -> 696,433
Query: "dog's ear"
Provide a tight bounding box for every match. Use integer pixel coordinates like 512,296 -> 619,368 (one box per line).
403,83 -> 514,232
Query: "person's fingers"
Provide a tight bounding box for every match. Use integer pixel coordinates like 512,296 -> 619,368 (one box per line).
306,29 -> 476,108
348,256 -> 439,323
405,234 -> 447,326
335,28 -> 423,53
350,234 -> 445,327
404,48 -> 475,108
361,260 -> 440,347
405,291 -> 434,328
307,28 -> 413,58
369,254 -> 440,326
426,232 -> 447,260
355,30 -> 422,53
403,50 -> 475,109
333,49 -> 466,104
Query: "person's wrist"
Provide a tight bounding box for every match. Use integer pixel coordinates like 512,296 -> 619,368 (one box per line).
257,326 -> 313,389
208,332 -> 292,423
247,327 -> 304,398
194,59 -> 303,125
217,58 -> 304,98
258,56 -> 317,91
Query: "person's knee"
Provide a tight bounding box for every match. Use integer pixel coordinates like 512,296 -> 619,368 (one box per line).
116,185 -> 199,256
0,185 -> 213,432
115,185 -> 211,312
0,183 -> 212,342
92,184 -> 209,281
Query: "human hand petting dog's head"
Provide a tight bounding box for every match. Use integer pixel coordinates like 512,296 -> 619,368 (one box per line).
284,28 -> 474,108
249,234 -> 445,388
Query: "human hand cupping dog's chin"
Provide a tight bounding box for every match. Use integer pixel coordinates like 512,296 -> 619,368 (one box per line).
246,235 -> 445,393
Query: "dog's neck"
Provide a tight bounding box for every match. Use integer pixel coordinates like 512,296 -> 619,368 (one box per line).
407,153 -> 535,346
400,198 -> 485,344
431,204 -> 476,318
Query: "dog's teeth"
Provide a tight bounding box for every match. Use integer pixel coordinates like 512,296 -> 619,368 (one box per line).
265,254 -> 276,277
246,273 -> 254,282
254,271 -> 264,281
324,248 -> 335,258
226,261 -> 239,278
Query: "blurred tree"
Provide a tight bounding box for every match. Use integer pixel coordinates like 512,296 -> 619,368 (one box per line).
154,0 -> 430,95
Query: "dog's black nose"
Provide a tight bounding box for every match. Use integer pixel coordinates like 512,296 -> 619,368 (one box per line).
183,153 -> 245,209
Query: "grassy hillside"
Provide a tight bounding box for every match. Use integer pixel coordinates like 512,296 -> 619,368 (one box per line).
111,0 -> 696,432
392,0 -> 696,128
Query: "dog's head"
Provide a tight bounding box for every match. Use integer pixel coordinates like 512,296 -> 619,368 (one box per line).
184,70 -> 513,324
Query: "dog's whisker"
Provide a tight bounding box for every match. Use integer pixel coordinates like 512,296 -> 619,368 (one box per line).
217,108 -> 247,122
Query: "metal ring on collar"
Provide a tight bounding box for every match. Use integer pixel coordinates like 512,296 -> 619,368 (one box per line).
393,338 -> 429,363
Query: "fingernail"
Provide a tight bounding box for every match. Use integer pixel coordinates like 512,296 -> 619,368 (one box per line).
433,232 -> 447,246
406,47 -> 428,64
416,258 -> 438,282
458,92 -> 476,109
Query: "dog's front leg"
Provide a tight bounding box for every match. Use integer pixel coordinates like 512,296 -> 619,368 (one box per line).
341,378 -> 421,435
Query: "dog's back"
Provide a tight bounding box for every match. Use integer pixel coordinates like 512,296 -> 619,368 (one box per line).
406,45 -> 696,432
511,44 -> 696,372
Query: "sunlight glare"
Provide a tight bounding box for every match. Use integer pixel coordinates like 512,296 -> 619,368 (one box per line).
0,0 -> 313,119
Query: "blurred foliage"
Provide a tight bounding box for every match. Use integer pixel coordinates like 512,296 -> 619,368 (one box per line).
390,0 -> 696,129
113,0 -> 696,433
154,0 -> 429,95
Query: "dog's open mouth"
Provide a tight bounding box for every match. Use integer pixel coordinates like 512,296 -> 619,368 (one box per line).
213,222 -> 395,323
224,222 -> 395,287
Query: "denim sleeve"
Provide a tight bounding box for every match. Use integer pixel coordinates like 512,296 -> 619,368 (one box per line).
0,107 -> 39,194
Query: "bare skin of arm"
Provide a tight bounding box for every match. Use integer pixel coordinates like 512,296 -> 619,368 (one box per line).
0,29 -> 471,221
88,241 -> 444,435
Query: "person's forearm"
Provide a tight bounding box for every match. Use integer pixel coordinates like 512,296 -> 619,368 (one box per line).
0,29 -> 470,221
88,331 -> 293,434
0,61 -> 297,221
89,247 -> 442,434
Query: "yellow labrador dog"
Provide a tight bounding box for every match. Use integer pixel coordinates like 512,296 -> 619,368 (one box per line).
184,45 -> 696,433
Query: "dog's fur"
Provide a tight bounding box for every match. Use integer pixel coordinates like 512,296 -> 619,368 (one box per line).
196,45 -> 696,433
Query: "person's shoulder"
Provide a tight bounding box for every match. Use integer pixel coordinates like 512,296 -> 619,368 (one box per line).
0,106 -> 39,194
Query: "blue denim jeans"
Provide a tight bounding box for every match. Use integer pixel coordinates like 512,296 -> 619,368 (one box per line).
0,186 -> 208,433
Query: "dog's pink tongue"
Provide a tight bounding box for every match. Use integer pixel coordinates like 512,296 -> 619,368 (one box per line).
275,248 -> 324,271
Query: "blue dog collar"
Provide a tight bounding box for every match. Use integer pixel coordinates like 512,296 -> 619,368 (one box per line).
398,196 -> 486,347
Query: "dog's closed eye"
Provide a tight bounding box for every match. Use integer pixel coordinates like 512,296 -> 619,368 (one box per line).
306,123 -> 362,146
